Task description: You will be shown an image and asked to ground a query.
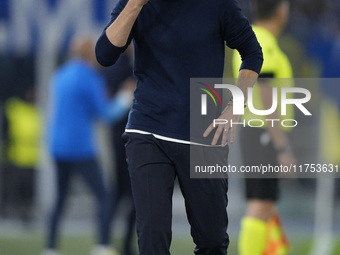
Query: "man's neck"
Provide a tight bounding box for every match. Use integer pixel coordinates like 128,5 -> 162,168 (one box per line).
254,20 -> 281,38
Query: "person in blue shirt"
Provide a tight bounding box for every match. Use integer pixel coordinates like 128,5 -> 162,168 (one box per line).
44,35 -> 132,255
96,0 -> 263,254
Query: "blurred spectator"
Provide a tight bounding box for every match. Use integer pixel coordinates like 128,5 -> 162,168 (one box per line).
237,0 -> 340,78
100,45 -> 137,255
0,86 -> 41,225
44,35 -> 132,255
289,0 -> 340,77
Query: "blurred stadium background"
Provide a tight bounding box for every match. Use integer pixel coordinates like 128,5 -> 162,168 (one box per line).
0,0 -> 340,254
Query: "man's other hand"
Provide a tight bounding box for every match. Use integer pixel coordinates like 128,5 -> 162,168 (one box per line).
203,105 -> 241,146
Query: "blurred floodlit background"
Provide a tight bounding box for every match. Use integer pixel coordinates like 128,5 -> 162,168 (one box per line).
0,0 -> 340,254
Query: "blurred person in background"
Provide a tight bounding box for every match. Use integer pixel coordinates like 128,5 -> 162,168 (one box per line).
0,86 -> 41,226
100,45 -> 137,255
232,0 -> 296,254
44,35 -> 133,255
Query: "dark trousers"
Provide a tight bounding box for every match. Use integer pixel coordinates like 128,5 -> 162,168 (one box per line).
0,164 -> 35,221
123,133 -> 229,255
101,127 -> 136,254
47,159 -> 107,249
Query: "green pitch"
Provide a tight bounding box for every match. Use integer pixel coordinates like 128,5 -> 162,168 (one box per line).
0,235 -> 339,255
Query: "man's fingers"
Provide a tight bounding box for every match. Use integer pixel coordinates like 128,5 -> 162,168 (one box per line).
203,122 -> 229,146
203,123 -> 215,137
211,125 -> 224,145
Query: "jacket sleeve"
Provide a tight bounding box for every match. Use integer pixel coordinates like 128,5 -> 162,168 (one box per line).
222,0 -> 263,74
95,0 -> 135,67
88,74 -> 132,124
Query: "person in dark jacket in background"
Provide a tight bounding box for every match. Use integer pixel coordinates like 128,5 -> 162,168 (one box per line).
100,45 -> 137,255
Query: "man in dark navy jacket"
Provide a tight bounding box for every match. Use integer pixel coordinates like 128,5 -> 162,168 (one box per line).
96,0 -> 263,254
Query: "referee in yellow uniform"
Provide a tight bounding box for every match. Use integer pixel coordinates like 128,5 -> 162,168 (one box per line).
232,1 -> 295,254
